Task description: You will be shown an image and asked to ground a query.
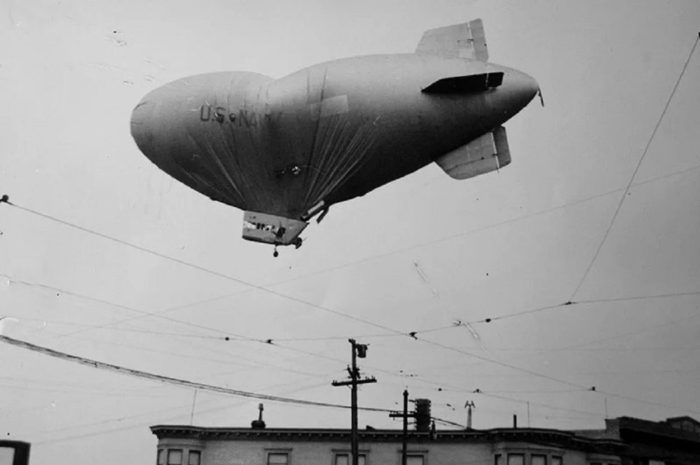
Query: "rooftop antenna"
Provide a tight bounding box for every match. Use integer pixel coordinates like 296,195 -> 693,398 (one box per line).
464,400 -> 475,430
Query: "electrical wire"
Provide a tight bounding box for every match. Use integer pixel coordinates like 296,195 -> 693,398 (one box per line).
412,335 -> 587,389
1,273 -> 252,341
0,199 -> 400,335
468,291 -> 700,325
26,160 -> 700,344
0,334 -> 392,413
559,307 -> 700,351
475,391 -> 602,419
570,33 -> 700,300
1,273 -> 360,371
6,162 -> 695,346
7,269 -> 700,419
5,267 -> 566,392
4,162 -> 699,344
31,380 -> 331,445
576,292 -> 700,305
112,159 -> 700,330
4,163 -> 700,419
9,270 -> 700,414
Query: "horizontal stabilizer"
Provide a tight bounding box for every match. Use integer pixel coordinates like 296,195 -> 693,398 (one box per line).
422,72 -> 503,94
435,126 -> 511,180
416,19 -> 488,61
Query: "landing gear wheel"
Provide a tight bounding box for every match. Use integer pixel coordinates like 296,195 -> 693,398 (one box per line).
293,238 -> 303,249
273,246 -> 279,258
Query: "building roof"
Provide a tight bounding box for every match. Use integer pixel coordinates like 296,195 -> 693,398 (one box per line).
151,425 -> 624,454
609,416 -> 700,445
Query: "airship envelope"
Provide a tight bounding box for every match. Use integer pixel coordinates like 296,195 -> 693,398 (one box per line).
130,19 -> 539,252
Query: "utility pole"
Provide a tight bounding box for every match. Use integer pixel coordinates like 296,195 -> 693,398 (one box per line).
332,339 -> 376,465
389,390 -> 410,465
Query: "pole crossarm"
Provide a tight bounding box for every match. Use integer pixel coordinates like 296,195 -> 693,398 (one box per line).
332,377 -> 377,387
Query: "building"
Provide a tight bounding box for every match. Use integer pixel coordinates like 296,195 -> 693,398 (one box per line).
0,440 -> 31,465
151,423 -> 624,465
577,416 -> 700,465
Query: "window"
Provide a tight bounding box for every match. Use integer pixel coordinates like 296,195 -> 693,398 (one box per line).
268,453 -> 289,465
407,455 -> 425,465
157,450 -> 165,465
507,454 -> 524,465
532,455 -> 547,465
0,447 -> 15,465
188,451 -> 201,465
334,454 -> 366,465
168,450 -> 183,465
551,457 -> 562,465
495,454 -> 502,465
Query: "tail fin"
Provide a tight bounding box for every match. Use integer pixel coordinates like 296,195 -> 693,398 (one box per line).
415,19 -> 488,61
435,127 -> 510,180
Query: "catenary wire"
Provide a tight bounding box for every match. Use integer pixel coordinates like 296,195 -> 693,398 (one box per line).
0,264 -> 597,390
8,271 -> 700,411
0,198 -> 401,335
0,334 -> 392,413
30,379 -> 332,445
468,291 -> 700,325
3,144 -> 700,417
569,33 -> 700,300
4,160 -> 700,344
1,273 -> 357,368
7,265 -> 700,416
48,160 -> 700,341
6,159 -> 698,347
2,332 -> 473,436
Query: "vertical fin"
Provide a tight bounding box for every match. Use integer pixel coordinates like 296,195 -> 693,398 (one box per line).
415,19 -> 488,61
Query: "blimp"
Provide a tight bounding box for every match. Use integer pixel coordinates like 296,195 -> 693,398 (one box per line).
131,19 -> 539,255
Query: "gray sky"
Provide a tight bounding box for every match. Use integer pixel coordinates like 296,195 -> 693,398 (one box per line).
1,1 -> 700,464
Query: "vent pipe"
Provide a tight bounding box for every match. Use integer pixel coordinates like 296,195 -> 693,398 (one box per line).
251,403 -> 266,429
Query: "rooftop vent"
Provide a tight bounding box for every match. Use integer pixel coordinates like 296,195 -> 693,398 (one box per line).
251,403 -> 266,429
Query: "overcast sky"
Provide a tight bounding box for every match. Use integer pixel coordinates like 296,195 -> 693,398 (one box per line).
1,1 -> 700,464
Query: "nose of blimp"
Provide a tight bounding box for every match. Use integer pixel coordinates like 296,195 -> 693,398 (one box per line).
130,97 -> 157,157
130,81 -> 182,168
497,66 -> 539,115
129,78 -> 196,174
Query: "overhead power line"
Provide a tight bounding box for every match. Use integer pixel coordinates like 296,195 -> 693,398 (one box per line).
570,33 -> 700,299
468,291 -> 700,325
0,334 -> 391,414
4,191 -> 700,411
1,274 -> 242,340
0,198 -> 401,335
5,159 -> 699,346
1,203 -> 592,389
8,266 -> 700,404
